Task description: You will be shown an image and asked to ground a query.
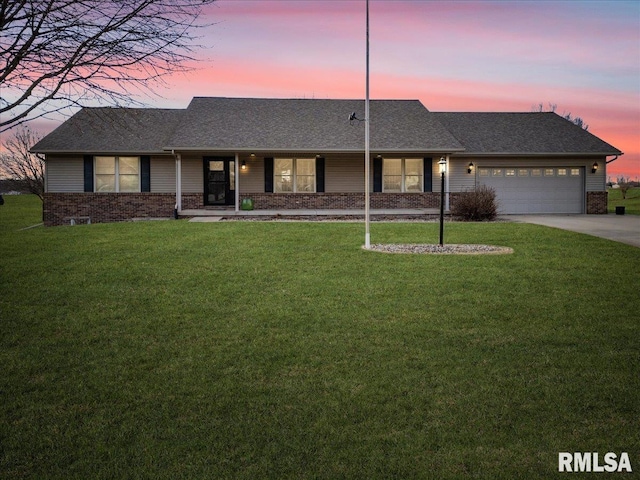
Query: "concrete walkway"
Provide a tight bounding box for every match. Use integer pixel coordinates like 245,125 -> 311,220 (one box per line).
506,214 -> 640,248
181,208 -> 440,217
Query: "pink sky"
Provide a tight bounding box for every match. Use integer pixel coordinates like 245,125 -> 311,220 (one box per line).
31,0 -> 640,178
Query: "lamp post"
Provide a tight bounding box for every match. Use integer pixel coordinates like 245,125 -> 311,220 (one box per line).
438,157 -> 446,246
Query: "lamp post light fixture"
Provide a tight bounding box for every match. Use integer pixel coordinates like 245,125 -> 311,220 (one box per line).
439,157 -> 447,246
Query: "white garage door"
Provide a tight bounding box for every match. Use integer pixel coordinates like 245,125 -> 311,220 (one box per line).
478,167 -> 584,214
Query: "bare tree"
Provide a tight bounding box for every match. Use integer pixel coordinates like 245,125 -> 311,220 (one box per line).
0,126 -> 45,200
0,0 -> 215,132
616,176 -> 631,200
532,102 -> 589,131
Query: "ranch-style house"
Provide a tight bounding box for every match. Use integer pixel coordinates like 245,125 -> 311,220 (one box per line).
31,97 -> 622,226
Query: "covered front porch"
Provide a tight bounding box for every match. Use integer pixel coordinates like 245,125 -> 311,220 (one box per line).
172,151 -> 452,215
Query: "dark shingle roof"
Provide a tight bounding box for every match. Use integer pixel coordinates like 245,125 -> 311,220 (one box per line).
31,108 -> 185,154
31,99 -> 622,157
432,112 -> 621,155
166,97 -> 463,152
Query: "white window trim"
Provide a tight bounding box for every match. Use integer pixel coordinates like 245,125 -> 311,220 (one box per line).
382,158 -> 423,193
274,158 -> 316,193
94,156 -> 141,193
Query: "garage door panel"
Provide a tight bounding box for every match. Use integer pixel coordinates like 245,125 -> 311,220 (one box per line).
479,167 -> 584,214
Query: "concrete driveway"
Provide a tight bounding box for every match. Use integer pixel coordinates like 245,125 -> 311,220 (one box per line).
506,214 -> 640,248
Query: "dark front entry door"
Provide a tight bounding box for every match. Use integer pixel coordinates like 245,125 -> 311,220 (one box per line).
204,157 -> 235,206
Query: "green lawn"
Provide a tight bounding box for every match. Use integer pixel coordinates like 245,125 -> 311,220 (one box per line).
608,187 -> 640,215
1,196 -> 639,479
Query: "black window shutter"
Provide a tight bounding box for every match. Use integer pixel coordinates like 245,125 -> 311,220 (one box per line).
264,157 -> 274,193
373,157 -> 382,192
83,155 -> 94,192
316,157 -> 325,193
424,157 -> 433,192
140,156 -> 151,192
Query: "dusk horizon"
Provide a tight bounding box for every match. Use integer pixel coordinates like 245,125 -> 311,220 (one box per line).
17,0 -> 640,179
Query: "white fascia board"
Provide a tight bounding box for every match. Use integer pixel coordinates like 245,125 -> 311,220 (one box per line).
163,147 -> 466,154
449,151 -> 620,157
31,149 -> 172,156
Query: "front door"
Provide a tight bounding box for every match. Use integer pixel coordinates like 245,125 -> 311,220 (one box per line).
204,157 -> 235,206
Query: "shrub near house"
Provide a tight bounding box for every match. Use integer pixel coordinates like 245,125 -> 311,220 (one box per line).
450,185 -> 498,221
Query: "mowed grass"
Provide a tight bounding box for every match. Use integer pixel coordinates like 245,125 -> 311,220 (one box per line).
609,187 -> 640,215
1,196 -> 639,479
0,194 -> 43,230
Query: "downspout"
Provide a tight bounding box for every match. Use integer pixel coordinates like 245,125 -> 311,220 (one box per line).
172,149 -> 182,218
604,155 -> 620,185
43,156 -> 48,194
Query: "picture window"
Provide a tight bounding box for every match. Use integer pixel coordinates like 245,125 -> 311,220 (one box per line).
274,158 -> 316,193
95,156 -> 140,192
383,158 -> 423,192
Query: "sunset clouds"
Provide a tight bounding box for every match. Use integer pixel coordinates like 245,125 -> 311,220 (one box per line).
37,0 -> 640,177
164,0 -> 637,177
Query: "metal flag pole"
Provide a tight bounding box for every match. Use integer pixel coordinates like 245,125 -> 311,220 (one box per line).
364,0 -> 371,249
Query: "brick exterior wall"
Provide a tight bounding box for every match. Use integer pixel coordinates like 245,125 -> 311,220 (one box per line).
44,191 -> 607,226
44,192 -> 446,225
586,191 -> 608,214
239,193 -> 443,210
182,193 -> 204,209
44,193 -> 177,226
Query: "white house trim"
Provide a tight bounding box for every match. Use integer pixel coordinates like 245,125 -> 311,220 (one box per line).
175,152 -> 182,212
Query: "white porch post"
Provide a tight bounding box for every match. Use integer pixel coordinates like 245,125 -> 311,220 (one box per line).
445,154 -> 450,211
235,153 -> 240,213
175,153 -> 182,212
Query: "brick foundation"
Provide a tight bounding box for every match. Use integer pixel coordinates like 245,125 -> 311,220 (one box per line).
44,193 -> 178,226
44,192 -> 448,225
239,192 -> 443,210
181,193 -> 204,209
45,190 -> 608,226
586,191 -> 608,214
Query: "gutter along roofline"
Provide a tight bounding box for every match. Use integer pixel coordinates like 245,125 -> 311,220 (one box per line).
162,147 -> 467,154
446,151 -> 622,157
31,149 -> 175,156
